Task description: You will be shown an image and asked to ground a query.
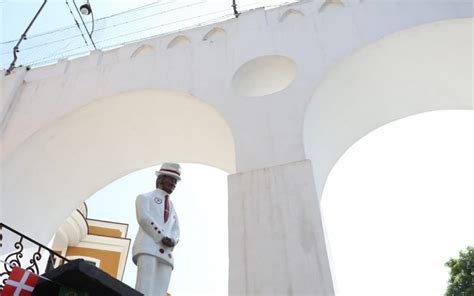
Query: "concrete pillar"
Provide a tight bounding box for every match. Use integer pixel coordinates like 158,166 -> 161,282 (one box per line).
228,160 -> 334,296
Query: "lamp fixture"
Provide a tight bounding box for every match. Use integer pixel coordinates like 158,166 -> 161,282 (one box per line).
80,0 -> 92,15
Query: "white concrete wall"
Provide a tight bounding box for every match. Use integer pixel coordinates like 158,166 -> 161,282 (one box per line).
228,160 -> 333,295
2,1 -> 471,173
304,18 -> 473,198
0,0 -> 472,294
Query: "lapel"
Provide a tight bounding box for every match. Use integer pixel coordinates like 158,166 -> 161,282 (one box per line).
152,188 -> 173,224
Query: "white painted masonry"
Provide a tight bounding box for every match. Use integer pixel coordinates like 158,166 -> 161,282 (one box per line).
1,0 -> 472,294
229,160 -> 333,295
304,17 -> 473,198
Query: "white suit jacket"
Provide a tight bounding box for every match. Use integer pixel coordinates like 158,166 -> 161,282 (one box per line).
132,188 -> 180,268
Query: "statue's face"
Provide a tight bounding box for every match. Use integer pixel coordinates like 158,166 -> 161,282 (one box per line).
157,175 -> 177,194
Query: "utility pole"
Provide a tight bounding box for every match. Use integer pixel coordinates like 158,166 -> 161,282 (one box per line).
6,0 -> 48,76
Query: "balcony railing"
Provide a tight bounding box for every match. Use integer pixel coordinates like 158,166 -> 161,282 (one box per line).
0,223 -> 69,291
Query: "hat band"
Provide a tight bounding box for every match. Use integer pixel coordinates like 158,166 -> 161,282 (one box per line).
160,168 -> 180,176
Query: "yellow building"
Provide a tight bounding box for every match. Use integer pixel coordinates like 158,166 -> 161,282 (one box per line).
52,203 -> 131,281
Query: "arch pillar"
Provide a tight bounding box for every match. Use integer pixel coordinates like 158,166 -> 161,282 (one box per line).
228,159 -> 334,295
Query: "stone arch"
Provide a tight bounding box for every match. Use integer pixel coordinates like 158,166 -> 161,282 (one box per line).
318,0 -> 345,13
303,18 -> 472,198
130,44 -> 155,58
279,9 -> 305,23
2,90 -> 236,243
166,35 -> 191,49
202,27 -> 226,43
321,109 -> 474,294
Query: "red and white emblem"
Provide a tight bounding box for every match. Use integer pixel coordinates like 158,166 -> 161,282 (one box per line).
2,266 -> 40,296
154,197 -> 162,204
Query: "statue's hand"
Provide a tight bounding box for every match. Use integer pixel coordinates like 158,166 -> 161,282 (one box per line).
162,237 -> 176,247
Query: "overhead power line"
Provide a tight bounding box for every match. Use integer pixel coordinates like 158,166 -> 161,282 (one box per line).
26,6 -> 233,65
1,1 -> 204,54
2,0 -> 268,69
0,0 -> 177,45
65,0 -> 89,46
72,0 -> 96,49
92,1 -> 205,34
95,7 -> 231,46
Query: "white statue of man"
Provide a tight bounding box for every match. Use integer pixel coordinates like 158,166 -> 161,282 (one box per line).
132,163 -> 181,296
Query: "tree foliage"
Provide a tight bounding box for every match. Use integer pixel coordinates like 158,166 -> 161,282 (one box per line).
445,246 -> 474,296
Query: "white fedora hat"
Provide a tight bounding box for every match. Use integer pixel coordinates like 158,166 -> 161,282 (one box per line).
155,162 -> 181,181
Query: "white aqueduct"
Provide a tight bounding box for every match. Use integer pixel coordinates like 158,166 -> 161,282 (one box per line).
1,0 -> 472,294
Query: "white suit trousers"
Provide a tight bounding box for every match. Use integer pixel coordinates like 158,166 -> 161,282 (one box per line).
135,254 -> 172,296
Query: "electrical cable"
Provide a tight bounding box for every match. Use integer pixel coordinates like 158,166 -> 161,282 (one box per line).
94,0 -> 176,22
90,7 -> 95,35
21,40 -> 75,66
26,7 -> 234,66
92,1 -> 205,34
1,1 -> 204,54
119,12 -> 236,47
27,43 -> 90,66
72,0 -> 96,49
0,0 -> 177,44
65,0 -> 89,46
95,6 -> 231,46
1,34 -> 81,55
5,0 -> 268,68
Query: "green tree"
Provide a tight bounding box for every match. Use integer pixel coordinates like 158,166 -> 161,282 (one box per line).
445,246 -> 474,296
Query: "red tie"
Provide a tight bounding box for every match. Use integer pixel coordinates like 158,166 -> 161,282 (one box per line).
164,195 -> 170,223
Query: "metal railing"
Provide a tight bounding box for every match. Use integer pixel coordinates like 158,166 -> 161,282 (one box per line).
0,223 -> 70,291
